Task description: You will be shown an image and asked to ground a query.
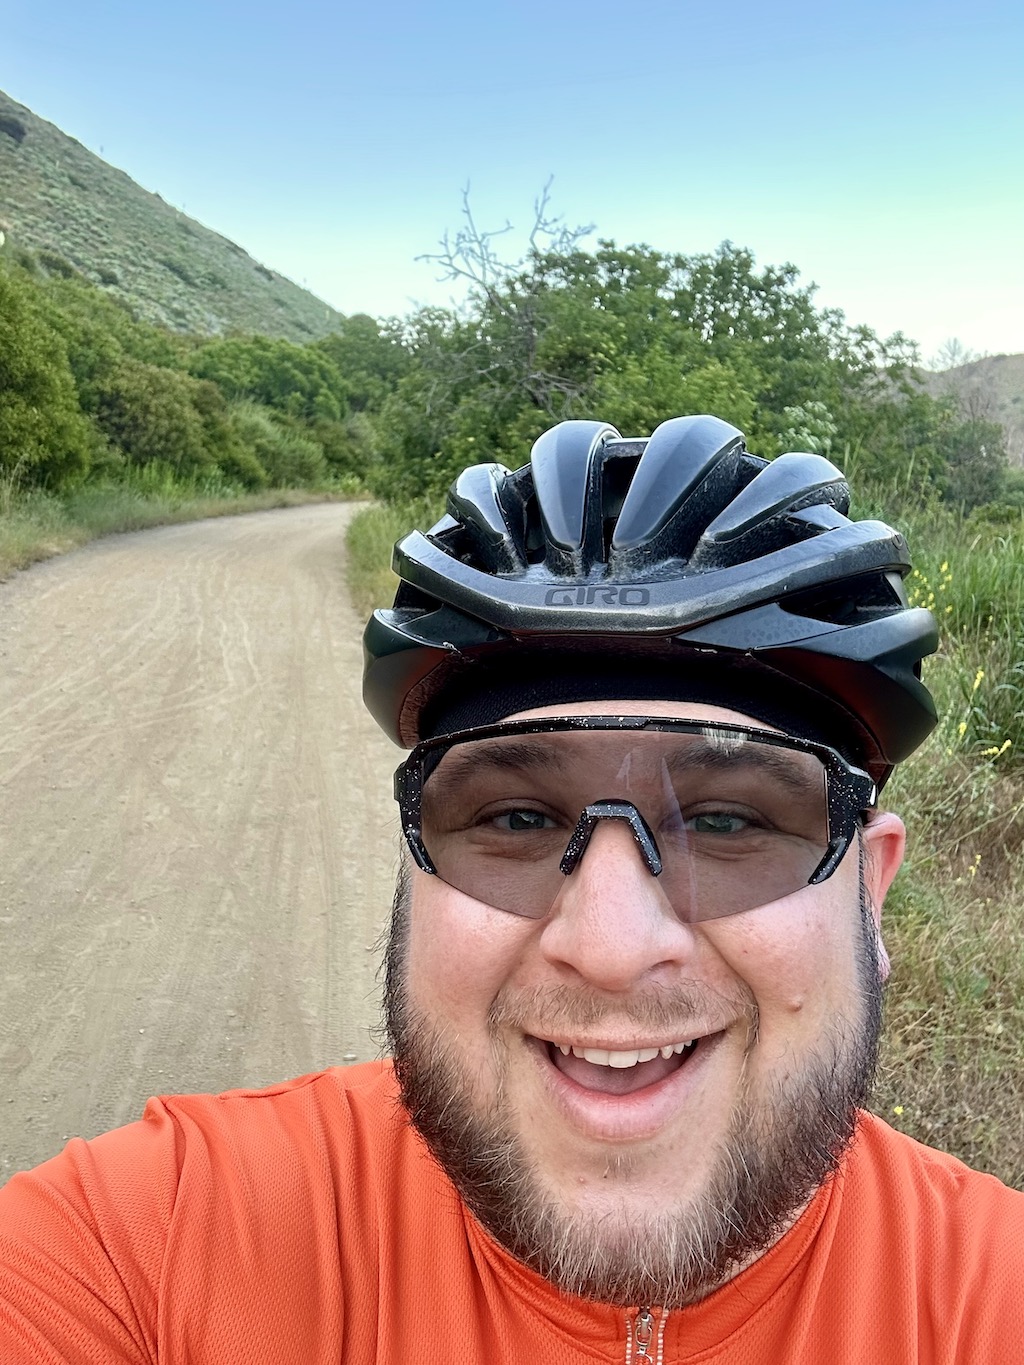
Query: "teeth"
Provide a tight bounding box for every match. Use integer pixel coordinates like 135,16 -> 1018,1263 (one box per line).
564,1040 -> 697,1068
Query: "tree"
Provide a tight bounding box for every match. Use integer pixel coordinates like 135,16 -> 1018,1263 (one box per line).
936,412 -> 1008,509
313,314 -> 410,413
373,194 -> 933,502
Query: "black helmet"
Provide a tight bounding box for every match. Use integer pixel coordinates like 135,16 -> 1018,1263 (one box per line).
363,414 -> 938,787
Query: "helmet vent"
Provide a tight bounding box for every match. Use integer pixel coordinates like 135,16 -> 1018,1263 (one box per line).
781,573 -> 906,626
689,453 -> 850,571
611,415 -> 746,561
599,448 -> 643,562
445,463 -> 527,573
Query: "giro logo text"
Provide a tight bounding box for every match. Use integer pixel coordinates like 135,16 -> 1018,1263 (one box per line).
544,585 -> 651,606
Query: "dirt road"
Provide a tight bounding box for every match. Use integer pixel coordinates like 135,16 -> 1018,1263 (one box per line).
0,505 -> 402,1178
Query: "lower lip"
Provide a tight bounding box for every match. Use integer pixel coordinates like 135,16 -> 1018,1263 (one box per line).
528,1034 -> 723,1143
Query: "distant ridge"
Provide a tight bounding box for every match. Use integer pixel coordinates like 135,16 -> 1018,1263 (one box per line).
920,353 -> 1024,464
0,89 -> 343,342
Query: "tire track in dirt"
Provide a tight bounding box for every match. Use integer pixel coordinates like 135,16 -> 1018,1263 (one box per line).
0,505 -> 401,1178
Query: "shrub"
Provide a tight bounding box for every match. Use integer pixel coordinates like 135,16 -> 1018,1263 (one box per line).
216,442 -> 269,490
0,114 -> 27,144
227,400 -> 327,487
37,249 -> 79,280
94,359 -> 217,475
258,428 -> 326,487
308,411 -> 377,482
160,256 -> 199,287
0,265 -> 93,487
189,335 -> 347,422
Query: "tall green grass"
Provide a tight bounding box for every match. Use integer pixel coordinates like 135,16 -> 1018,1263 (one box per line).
346,496 -> 441,619
347,494 -> 1024,1189
0,462 -> 352,581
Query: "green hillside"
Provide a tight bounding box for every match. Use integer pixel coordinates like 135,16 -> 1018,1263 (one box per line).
0,89 -> 342,342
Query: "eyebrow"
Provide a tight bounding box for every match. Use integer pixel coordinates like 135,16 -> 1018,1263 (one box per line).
425,730 -> 823,797
428,740 -> 565,789
662,738 -> 822,794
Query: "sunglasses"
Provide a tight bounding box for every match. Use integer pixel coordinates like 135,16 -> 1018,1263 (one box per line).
394,716 -> 876,922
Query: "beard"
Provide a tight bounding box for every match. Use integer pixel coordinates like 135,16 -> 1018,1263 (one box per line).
382,862 -> 884,1309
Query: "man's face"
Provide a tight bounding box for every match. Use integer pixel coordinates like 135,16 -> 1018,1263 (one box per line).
384,701 -> 905,1306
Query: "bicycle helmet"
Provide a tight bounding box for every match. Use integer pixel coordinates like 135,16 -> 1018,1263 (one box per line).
363,414 -> 938,788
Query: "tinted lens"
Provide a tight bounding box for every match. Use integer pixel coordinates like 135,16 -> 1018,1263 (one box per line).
415,725 -> 835,920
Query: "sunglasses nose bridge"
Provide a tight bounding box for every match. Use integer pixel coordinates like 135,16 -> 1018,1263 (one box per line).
559,801 -> 664,878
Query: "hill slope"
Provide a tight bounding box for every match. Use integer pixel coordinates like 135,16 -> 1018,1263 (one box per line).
0,89 -> 342,342
921,353 -> 1024,463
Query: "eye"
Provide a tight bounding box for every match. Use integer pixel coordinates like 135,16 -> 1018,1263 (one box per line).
494,808 -> 557,832
687,811 -> 753,835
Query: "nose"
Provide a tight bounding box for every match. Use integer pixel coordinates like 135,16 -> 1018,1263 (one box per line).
539,815 -> 697,993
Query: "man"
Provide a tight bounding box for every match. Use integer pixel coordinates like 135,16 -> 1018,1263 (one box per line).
1,414 -> 1022,1362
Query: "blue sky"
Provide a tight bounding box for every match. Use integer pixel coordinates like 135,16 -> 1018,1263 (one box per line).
6,0 -> 1022,361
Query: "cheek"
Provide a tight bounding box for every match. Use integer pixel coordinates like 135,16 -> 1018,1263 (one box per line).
405,875 -> 532,1026
712,882 -> 864,1027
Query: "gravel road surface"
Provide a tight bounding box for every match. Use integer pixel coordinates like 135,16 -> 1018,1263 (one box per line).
0,505 -> 401,1179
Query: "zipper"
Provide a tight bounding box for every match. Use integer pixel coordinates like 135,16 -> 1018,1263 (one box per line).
626,1307 -> 665,1363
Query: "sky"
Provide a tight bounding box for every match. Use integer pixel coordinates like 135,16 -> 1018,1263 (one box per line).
5,0 -> 1023,363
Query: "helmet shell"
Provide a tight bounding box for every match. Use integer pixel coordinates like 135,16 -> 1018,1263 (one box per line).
363,415 -> 938,785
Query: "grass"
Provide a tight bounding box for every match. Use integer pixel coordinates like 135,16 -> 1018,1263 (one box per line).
0,466 -> 351,582
347,494 -> 1024,1191
345,496 -> 442,618
873,616 -> 1024,1188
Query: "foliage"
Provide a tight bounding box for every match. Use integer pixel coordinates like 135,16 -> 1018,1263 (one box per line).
313,314 -> 410,412
188,335 -> 348,422
0,257 -> 365,497
374,214 -> 998,507
38,275 -> 183,411
94,359 -> 221,476
0,266 -> 94,485
935,414 -> 1008,508
226,400 -> 328,488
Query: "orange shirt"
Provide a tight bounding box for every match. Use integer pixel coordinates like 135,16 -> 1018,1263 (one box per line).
1,1062 -> 1022,1363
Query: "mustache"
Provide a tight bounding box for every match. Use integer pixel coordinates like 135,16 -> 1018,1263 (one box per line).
487,980 -> 757,1038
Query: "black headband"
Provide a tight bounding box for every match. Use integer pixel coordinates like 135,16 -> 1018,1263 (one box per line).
421,656 -> 866,768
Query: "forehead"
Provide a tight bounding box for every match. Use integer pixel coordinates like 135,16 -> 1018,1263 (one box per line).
505,697 -> 780,734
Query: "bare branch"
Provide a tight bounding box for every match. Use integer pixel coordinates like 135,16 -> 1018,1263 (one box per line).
417,179 -> 594,303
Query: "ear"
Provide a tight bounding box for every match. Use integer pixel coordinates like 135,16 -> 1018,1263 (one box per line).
861,811 -> 906,982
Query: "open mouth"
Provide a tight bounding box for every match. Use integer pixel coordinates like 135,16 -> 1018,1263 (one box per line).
542,1037 -> 700,1096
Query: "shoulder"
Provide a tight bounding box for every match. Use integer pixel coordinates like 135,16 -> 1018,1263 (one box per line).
152,1061 -> 435,1215
0,1062 -> 407,1246
838,1113 -> 1024,1338
848,1111 -> 1024,1221
0,1064 -> 430,1362
154,1060 -> 401,1147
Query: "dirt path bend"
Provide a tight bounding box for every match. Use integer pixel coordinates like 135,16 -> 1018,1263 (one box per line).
0,505 -> 402,1179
